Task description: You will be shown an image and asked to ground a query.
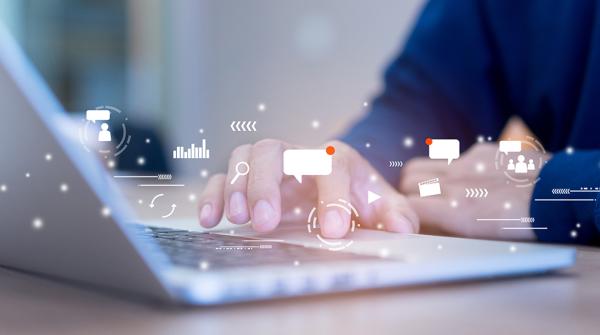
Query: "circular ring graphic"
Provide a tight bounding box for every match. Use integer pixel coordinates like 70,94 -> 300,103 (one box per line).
306,199 -> 360,251
494,136 -> 547,188
78,105 -> 131,159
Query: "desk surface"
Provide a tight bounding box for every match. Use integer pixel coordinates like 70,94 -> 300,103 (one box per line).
1,244 -> 598,335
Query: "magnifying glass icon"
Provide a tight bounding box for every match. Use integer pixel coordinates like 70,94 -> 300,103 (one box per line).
230,161 -> 250,185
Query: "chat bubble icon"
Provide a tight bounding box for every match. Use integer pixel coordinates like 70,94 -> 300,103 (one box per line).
426,138 -> 460,165
86,109 -> 111,123
283,148 -> 333,183
499,140 -> 522,155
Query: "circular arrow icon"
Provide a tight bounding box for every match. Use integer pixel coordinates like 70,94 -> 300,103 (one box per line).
149,193 -> 177,219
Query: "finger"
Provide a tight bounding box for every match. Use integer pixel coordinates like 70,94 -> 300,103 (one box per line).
247,139 -> 289,232
315,142 -> 352,238
374,190 -> 420,234
197,174 -> 226,228
224,144 -> 252,224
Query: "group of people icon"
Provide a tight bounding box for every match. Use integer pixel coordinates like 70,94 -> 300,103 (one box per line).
507,155 -> 535,173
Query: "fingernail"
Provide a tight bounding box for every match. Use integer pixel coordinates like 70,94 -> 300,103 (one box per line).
321,210 -> 345,238
199,204 -> 212,227
229,192 -> 248,223
252,200 -> 275,231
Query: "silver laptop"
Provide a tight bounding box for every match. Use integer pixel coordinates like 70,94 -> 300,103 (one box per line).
0,26 -> 575,305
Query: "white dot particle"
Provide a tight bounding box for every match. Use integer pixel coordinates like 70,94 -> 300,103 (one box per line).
293,207 -> 302,215
229,229 -> 235,235
137,157 -> 146,166
570,230 -> 578,238
311,120 -> 320,129
145,138 -> 151,144
198,128 -> 204,134
566,146 -> 574,155
450,200 -> 458,208
379,248 -> 390,258
257,103 -> 267,112
477,135 -> 485,143
363,101 -> 369,107
487,136 -> 492,141
45,153 -> 53,161
59,183 -> 69,193
437,244 -> 443,250
188,193 -> 197,202
509,245 -> 517,253
365,142 -> 371,148
0,184 -> 6,192
403,137 -> 414,148
101,207 -> 111,217
475,162 -> 486,173
25,172 -> 30,178
576,222 -> 581,229
504,202 -> 512,210
199,261 -> 210,271
376,223 -> 384,230
200,169 -> 209,178
369,174 -> 378,182
137,199 -> 143,205
32,217 -> 44,230
107,160 -> 116,169
293,260 -> 300,267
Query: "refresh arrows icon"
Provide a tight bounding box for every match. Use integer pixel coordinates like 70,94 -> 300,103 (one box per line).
162,204 -> 177,218
149,193 -> 177,219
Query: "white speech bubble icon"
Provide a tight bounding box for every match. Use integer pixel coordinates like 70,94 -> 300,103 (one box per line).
283,149 -> 333,183
427,139 -> 460,165
86,109 -> 111,123
499,140 -> 522,155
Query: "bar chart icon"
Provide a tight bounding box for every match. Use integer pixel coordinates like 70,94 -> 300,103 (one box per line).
172,139 -> 210,159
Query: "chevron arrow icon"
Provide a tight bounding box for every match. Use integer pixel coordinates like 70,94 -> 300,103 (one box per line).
231,121 -> 258,132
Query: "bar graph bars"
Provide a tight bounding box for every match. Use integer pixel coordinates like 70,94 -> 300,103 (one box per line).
172,139 -> 210,159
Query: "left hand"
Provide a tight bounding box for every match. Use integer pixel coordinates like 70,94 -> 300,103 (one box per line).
399,143 -> 547,240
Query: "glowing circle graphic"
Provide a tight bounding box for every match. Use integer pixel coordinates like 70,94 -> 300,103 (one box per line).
306,199 -> 360,251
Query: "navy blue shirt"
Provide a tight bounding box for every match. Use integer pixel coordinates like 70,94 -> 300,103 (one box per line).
342,0 -> 600,245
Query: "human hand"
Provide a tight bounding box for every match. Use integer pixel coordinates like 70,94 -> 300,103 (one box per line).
399,143 -> 547,240
197,139 -> 419,238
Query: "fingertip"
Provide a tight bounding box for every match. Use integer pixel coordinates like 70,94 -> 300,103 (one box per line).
320,209 -> 350,239
227,191 -> 250,224
251,200 -> 280,232
384,215 -> 414,233
198,203 -> 217,228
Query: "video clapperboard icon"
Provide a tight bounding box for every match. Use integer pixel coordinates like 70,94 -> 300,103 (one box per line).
418,178 -> 441,198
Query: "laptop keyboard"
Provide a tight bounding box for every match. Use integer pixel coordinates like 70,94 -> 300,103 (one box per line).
133,225 -> 382,271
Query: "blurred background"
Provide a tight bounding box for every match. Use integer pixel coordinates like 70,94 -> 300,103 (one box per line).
0,0 -> 423,178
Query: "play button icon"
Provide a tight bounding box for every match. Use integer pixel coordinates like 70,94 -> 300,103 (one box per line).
367,191 -> 381,204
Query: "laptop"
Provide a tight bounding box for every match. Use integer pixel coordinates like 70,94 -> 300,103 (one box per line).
0,26 -> 575,305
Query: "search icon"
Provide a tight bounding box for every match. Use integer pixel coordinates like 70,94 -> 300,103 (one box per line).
230,161 -> 250,185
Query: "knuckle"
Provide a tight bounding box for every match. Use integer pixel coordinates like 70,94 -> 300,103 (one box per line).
253,138 -> 283,151
230,144 -> 251,158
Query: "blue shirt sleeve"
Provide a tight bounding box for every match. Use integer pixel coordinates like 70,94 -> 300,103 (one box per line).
531,151 -> 600,245
341,0 -> 511,186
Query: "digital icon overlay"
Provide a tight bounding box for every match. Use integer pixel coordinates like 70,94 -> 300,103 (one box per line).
426,138 -> 460,164
307,199 -> 359,251
230,161 -> 250,185
283,146 -> 334,183
172,139 -> 210,159
230,121 -> 257,132
495,137 -> 547,187
148,193 -> 177,219
79,106 -> 131,159
418,178 -> 441,197
367,190 -> 381,204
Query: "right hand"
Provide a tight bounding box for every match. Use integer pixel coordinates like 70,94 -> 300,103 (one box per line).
197,139 -> 419,238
